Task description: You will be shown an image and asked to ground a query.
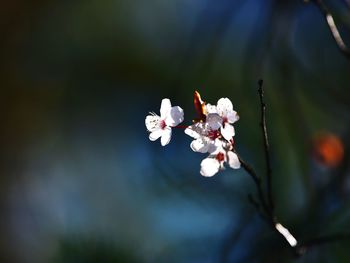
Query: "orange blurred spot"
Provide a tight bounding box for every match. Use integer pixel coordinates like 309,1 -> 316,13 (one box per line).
313,132 -> 344,167
194,91 -> 206,122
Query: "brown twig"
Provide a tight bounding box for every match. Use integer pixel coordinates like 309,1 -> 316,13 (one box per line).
247,194 -> 263,216
238,153 -> 350,257
234,80 -> 300,249
237,152 -> 300,248
309,0 -> 350,61
237,154 -> 270,218
236,80 -> 299,252
258,80 -> 274,213
233,79 -> 350,258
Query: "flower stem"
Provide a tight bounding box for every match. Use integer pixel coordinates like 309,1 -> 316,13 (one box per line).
258,79 -> 274,213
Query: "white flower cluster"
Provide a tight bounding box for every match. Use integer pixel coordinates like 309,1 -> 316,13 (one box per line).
145,92 -> 240,177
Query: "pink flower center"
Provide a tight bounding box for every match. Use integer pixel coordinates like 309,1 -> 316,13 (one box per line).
160,120 -> 166,129
208,130 -> 220,140
215,152 -> 225,162
223,116 -> 228,123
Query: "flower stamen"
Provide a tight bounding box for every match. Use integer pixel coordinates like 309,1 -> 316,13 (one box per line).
216,152 -> 225,162
160,120 -> 166,129
208,130 -> 221,140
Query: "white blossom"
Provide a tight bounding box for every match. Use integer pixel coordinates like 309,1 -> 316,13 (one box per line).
200,140 -> 240,177
216,98 -> 239,141
185,121 -> 221,153
145,92 -> 241,177
145,98 -> 184,146
204,103 -> 218,114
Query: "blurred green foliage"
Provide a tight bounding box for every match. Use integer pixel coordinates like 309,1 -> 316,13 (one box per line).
53,237 -> 139,263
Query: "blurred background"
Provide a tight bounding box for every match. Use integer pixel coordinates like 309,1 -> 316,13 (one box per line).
1,0 -> 350,262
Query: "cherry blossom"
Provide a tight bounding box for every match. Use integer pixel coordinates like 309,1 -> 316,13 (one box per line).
145,99 -> 184,146
200,140 -> 241,177
182,92 -> 241,176
216,98 -> 239,141
145,91 -> 241,176
185,122 -> 221,153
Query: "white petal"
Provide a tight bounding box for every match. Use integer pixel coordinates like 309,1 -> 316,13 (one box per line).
161,127 -> 172,146
190,138 -> 210,153
217,98 -> 233,117
185,126 -> 200,139
209,139 -> 223,154
160,98 -> 172,118
205,103 -> 217,114
200,158 -> 220,177
221,123 -> 235,141
149,129 -> 163,141
165,106 -> 184,127
206,113 -> 222,130
145,114 -> 160,132
207,142 -> 218,154
227,111 -> 239,123
227,151 -> 241,169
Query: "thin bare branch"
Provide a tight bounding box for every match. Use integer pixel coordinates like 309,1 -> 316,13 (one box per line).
258,80 -> 274,213
234,79 -> 350,258
237,152 -> 300,251
309,0 -> 350,60
236,153 -> 270,217
247,194 -> 268,221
